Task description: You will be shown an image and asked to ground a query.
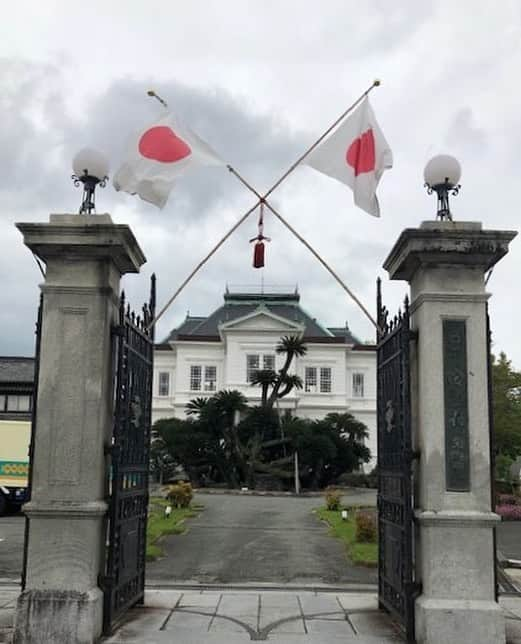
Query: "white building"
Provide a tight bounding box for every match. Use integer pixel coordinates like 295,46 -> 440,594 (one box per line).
152,289 -> 377,467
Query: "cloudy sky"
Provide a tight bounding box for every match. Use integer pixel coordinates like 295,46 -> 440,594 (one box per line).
1,1 -> 520,365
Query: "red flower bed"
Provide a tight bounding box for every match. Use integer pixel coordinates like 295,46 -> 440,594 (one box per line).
496,504 -> 521,521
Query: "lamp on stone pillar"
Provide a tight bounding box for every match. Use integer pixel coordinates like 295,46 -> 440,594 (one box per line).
423,154 -> 461,221
71,147 -> 110,214
383,211 -> 517,643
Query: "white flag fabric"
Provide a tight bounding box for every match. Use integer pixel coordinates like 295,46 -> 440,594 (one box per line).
113,113 -> 225,208
305,97 -> 392,217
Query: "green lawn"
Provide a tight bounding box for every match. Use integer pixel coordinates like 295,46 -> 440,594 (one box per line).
315,507 -> 378,567
146,497 -> 203,561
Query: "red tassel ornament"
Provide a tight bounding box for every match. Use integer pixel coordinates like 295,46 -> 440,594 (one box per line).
249,203 -> 270,269
253,239 -> 265,268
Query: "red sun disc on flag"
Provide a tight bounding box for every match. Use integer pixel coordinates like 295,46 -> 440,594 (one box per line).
346,129 -> 376,176
138,126 -> 192,163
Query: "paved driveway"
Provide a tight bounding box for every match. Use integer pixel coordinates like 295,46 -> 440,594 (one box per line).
146,491 -> 377,586
0,491 -> 377,586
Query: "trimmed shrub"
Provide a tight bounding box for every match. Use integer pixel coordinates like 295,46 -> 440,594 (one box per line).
167,481 -> 193,508
325,489 -> 342,511
495,479 -> 515,495
355,510 -> 377,543
498,494 -> 520,506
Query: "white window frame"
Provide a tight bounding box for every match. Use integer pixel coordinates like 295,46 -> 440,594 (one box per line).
246,354 -> 260,383
320,367 -> 332,393
263,354 -> 275,371
305,367 -> 317,393
5,394 -> 31,412
158,372 -> 170,397
204,366 -> 217,392
190,365 -> 202,391
352,372 -> 365,398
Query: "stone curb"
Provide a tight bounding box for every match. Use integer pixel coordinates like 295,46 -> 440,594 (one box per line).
189,486 -> 376,498
144,580 -> 378,593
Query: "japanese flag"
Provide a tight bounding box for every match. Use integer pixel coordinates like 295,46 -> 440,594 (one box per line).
305,97 -> 392,217
113,113 -> 225,209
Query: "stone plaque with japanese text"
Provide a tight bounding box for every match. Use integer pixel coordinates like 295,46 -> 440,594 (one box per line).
443,319 -> 470,491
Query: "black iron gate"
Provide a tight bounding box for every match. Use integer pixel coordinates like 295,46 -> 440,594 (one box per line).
102,276 -> 156,634
376,278 -> 417,642
21,293 -> 43,591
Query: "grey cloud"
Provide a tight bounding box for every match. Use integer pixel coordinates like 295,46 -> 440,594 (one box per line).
445,107 -> 487,154
0,66 -> 315,356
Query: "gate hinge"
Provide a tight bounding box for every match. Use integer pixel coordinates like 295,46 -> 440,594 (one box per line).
409,329 -> 419,342
111,324 -> 125,337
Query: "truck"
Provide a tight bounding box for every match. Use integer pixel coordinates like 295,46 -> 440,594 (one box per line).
0,419 -> 30,515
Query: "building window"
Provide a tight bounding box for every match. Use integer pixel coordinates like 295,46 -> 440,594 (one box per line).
158,372 -> 170,397
353,373 -> 365,398
247,354 -> 275,382
190,365 -> 202,391
246,354 -> 260,382
263,354 -> 275,371
204,366 -> 217,392
320,367 -> 332,393
3,394 -> 32,412
305,367 -> 317,392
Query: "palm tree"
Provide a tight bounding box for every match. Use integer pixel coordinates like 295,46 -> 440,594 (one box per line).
266,335 -> 307,408
276,373 -> 303,399
213,389 -> 248,416
184,390 -> 249,487
325,412 -> 369,443
185,397 -> 210,416
250,369 -> 278,406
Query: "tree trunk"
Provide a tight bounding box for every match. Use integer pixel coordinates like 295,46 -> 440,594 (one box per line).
267,352 -> 293,408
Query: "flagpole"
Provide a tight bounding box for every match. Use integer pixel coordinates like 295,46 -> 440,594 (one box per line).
147,80 -> 381,330
147,90 -> 169,109
263,79 -> 380,200
264,201 -> 378,330
226,165 -> 379,330
149,201 -> 261,328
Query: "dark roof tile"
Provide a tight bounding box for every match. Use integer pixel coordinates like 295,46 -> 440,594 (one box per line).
0,357 -> 35,383
162,292 -> 359,344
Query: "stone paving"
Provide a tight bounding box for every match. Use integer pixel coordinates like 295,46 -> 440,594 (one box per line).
105,589 -> 403,643
1,585 -> 521,642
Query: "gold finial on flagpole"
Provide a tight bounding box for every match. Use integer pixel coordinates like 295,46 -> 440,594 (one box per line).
147,90 -> 168,108
373,79 -> 381,87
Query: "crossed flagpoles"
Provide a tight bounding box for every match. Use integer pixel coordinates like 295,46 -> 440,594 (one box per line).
147,81 -> 382,331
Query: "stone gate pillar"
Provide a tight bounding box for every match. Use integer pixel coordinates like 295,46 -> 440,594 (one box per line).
383,221 -> 516,644
14,214 -> 146,644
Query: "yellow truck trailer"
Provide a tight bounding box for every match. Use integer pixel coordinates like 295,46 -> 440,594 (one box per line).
0,419 -> 30,514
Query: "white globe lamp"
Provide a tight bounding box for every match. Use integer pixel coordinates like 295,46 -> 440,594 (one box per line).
71,147 -> 110,214
423,154 -> 462,221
